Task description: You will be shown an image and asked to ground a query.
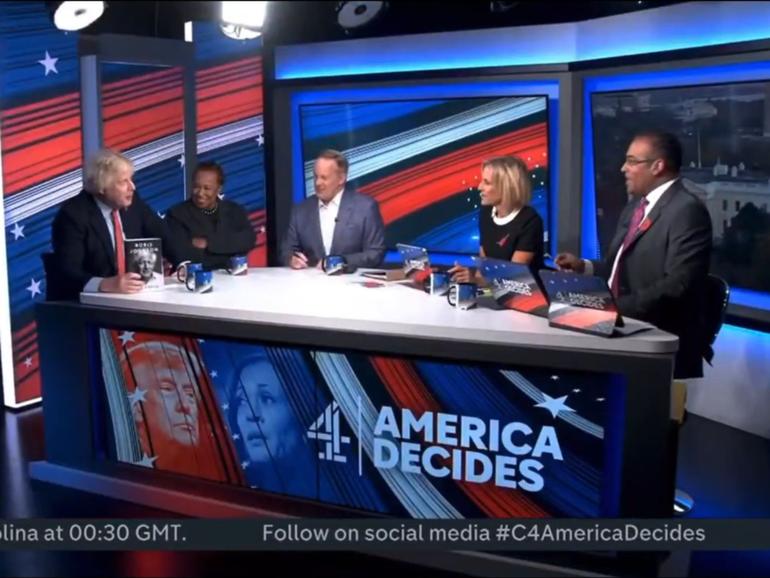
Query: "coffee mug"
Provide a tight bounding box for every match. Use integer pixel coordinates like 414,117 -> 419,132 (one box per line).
423,271 -> 450,295
177,261 -> 203,283
447,282 -> 479,310
322,255 -> 346,275
186,269 -> 214,293
227,255 -> 248,276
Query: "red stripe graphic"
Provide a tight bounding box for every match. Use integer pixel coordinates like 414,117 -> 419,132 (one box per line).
370,356 -> 549,518
359,123 -> 547,225
2,58 -> 263,197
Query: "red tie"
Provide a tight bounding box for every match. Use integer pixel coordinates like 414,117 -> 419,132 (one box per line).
611,197 -> 648,298
112,210 -> 126,275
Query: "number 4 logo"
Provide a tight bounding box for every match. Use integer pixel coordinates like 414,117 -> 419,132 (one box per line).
307,401 -> 351,462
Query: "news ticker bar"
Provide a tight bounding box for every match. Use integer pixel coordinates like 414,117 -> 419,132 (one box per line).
1,519 -> 770,550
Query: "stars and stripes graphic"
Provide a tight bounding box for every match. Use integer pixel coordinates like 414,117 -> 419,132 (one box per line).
0,11 -> 266,406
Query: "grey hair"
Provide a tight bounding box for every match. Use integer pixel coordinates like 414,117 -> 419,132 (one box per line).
84,148 -> 133,194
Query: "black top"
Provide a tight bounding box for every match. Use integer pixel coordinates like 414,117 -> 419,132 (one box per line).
166,199 -> 257,269
479,205 -> 545,271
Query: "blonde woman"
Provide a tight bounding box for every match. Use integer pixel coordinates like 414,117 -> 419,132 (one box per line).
449,156 -> 545,283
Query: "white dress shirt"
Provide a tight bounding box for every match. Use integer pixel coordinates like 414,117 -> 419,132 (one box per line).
585,178 -> 676,281
319,189 -> 344,256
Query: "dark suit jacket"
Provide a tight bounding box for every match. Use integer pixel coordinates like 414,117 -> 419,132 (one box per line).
166,199 -> 256,270
282,188 -> 386,268
593,179 -> 713,378
49,190 -> 183,300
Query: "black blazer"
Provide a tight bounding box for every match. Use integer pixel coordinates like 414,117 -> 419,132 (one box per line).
593,179 -> 713,378
49,190 -> 183,300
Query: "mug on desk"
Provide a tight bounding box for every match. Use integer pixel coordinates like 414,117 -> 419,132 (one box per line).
322,255 -> 346,275
226,255 -> 248,276
186,269 -> 214,293
423,271 -> 450,296
176,261 -> 203,283
447,282 -> 479,310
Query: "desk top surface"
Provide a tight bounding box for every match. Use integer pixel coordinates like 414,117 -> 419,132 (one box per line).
79,268 -> 678,355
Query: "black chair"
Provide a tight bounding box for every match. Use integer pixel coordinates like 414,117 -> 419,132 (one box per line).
674,274 -> 730,515
702,274 -> 730,367
41,251 -> 69,301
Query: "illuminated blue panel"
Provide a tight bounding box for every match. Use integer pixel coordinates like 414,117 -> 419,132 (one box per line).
730,289 -> 770,312
276,3 -> 770,79
277,25 -> 576,79
582,60 -> 770,262
291,81 -> 560,256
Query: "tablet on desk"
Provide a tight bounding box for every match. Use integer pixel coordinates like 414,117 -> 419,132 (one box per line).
473,257 -> 549,318
539,270 -> 654,337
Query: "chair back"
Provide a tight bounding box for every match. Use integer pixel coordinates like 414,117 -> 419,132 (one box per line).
702,274 -> 730,364
41,252 -> 60,301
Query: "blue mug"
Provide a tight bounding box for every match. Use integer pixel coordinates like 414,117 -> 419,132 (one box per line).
424,272 -> 450,295
322,255 -> 346,275
227,255 -> 248,276
177,261 -> 203,283
186,269 -> 213,293
447,282 -> 478,310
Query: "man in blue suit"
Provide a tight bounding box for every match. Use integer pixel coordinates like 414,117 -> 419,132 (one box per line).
283,149 -> 386,269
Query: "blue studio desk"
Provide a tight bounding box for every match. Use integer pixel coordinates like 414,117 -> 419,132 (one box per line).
32,268 -> 679,571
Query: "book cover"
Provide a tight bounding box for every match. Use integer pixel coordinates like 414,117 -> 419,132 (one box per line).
125,237 -> 164,290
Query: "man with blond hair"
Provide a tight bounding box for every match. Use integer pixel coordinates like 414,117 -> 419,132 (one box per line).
50,149 -> 185,300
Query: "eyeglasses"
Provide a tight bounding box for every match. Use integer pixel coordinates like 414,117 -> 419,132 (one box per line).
623,157 -> 657,166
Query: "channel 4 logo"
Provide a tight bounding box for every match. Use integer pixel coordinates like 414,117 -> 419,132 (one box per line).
307,401 -> 351,462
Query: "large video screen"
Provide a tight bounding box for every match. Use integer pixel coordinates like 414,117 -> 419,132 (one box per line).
299,97 -> 550,254
99,328 -> 624,518
592,81 -> 770,293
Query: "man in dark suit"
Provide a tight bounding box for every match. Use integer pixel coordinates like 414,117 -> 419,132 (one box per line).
49,149 -> 184,300
282,149 -> 385,269
556,131 -> 713,379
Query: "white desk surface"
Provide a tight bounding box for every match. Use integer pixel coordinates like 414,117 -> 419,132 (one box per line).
79,268 -> 678,355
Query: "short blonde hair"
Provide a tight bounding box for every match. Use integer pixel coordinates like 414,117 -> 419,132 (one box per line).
482,156 -> 531,213
84,148 -> 133,194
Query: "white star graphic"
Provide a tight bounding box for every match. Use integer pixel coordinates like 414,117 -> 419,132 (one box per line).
135,454 -> 157,468
38,51 -> 59,76
156,211 -> 166,219
197,339 -> 205,344
26,278 -> 42,298
596,397 -> 606,402
210,370 -> 218,379
10,222 -> 25,240
24,357 -> 32,368
550,375 -> 560,381
178,155 -> 184,167
221,403 -> 229,411
241,460 -> 250,470
535,394 -> 575,419
256,134 -> 264,146
128,387 -> 147,405
118,331 -> 135,346
572,388 -> 581,394
232,433 -> 240,441
217,192 -> 225,200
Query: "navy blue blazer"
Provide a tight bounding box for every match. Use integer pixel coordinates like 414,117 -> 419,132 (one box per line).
49,190 -> 183,300
282,188 -> 386,268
